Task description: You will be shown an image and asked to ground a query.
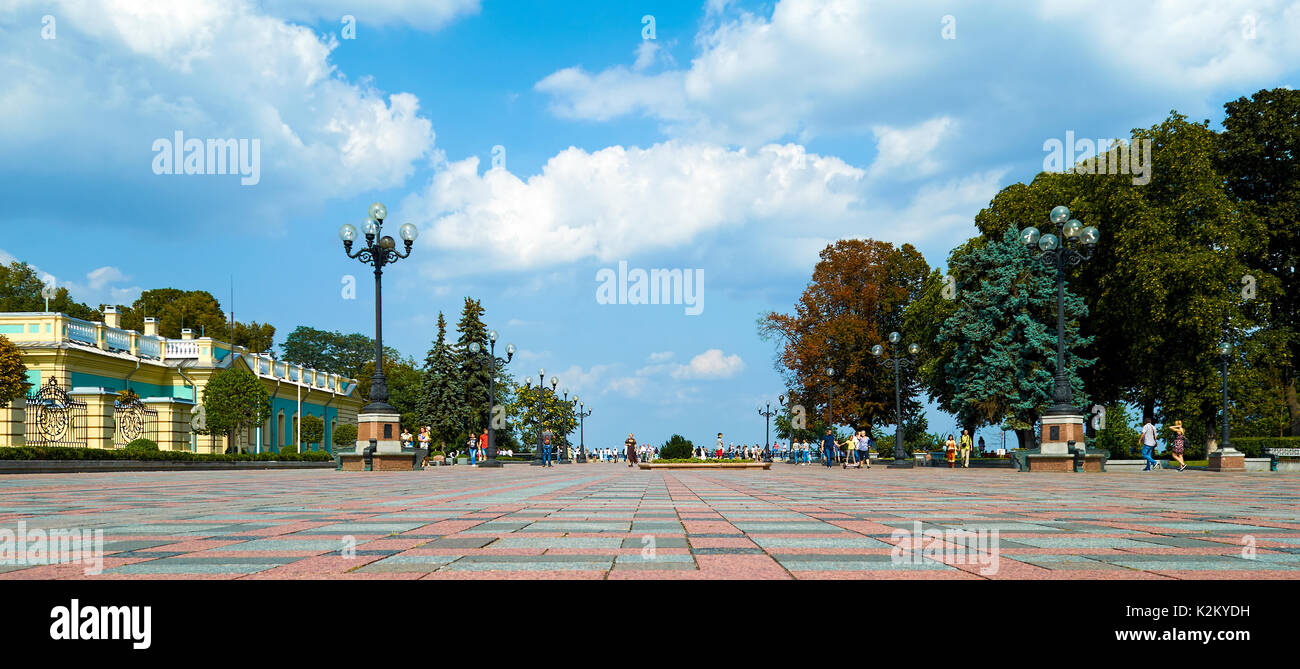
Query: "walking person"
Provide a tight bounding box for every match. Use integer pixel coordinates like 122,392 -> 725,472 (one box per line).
1140,415 -> 1159,471
821,428 -> 838,468
466,434 -> 476,466
626,433 -> 638,468
856,431 -> 872,469
541,433 -> 554,468
475,429 -> 488,467
1170,420 -> 1188,472
959,429 -> 973,468
945,434 -> 957,469
978,435 -> 986,456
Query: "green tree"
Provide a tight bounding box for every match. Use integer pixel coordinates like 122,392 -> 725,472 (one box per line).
454,298 -> 492,435
332,423 -> 358,448
357,356 -> 422,430
229,321 -> 276,353
300,414 -> 324,449
0,335 -> 31,403
660,434 -> 695,459
417,313 -> 464,448
508,380 -> 577,450
938,227 -> 1093,449
118,289 -> 228,339
1217,87 -> 1300,436
0,261 -> 98,320
200,368 -> 272,454
1094,403 -> 1140,459
280,326 -> 398,379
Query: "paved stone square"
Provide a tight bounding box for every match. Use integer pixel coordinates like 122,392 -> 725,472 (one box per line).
1,465 -> 1298,579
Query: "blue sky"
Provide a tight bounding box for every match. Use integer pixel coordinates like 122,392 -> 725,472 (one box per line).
2,0 -> 1297,451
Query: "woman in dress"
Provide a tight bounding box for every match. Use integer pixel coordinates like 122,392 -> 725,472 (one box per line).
945,434 -> 958,468
625,433 -> 638,467
1170,420 -> 1188,472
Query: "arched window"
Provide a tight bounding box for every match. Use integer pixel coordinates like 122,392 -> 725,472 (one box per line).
277,411 -> 285,447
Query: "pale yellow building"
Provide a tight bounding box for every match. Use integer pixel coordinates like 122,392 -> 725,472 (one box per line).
1,310 -> 362,454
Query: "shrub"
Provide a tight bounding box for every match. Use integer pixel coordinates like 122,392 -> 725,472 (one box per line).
1231,437 -> 1300,458
333,423 -> 358,446
279,444 -> 299,455
124,438 -> 159,453
300,415 -> 324,447
660,434 -> 695,460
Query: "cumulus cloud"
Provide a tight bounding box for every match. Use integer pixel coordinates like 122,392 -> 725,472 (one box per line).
670,349 -> 745,380
535,0 -> 1300,146
0,248 -> 142,308
0,0 -> 437,232
401,140 -> 866,275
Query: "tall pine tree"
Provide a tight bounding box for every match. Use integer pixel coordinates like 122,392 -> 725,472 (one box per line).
455,298 -> 493,437
939,226 -> 1094,449
417,313 -> 462,449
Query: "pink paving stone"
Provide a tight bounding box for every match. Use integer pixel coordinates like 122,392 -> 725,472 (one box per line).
792,570 -> 985,580
688,537 -> 759,549
694,554 -> 792,579
418,570 -> 608,580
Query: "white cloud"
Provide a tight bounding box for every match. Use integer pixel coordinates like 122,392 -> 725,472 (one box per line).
0,248 -> 142,308
535,0 -> 1300,146
0,0 -> 436,230
670,349 -> 745,380
867,117 -> 957,181
647,351 -> 674,362
402,140 -> 866,275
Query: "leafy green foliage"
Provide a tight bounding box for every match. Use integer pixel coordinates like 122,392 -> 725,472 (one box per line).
0,335 -> 30,404
332,423 -> 358,446
124,438 -> 159,453
200,368 -> 272,450
417,312 -> 464,448
659,434 -> 695,459
299,414 -> 324,447
0,261 -> 99,320
280,326 -> 398,379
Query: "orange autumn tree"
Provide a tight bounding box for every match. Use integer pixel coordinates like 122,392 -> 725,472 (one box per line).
759,239 -> 930,435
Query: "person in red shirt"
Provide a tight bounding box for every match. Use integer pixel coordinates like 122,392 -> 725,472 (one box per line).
476,429 -> 488,466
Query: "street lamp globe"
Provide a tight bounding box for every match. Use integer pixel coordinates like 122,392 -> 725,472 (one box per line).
489,330 -> 498,342
1063,219 -> 1083,239
889,332 -> 901,344
379,236 -> 396,250
1219,342 -> 1233,357
506,343 -> 516,356
538,368 -> 545,377
871,344 -> 884,357
468,342 -> 481,354
908,343 -> 921,355
1038,233 -> 1060,252
826,367 -> 834,377
398,223 -> 419,242
549,376 -> 558,387
1081,226 -> 1101,246
369,202 -> 388,221
1021,227 -> 1041,248
362,218 -> 379,237
1050,206 -> 1071,224
338,223 -> 358,242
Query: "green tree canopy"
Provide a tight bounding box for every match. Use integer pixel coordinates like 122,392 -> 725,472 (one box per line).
0,335 -> 31,403
0,261 -> 98,320
299,414 -> 324,448
200,368 -> 271,452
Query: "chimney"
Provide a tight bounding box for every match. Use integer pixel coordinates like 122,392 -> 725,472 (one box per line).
181,328 -> 194,340
103,306 -> 121,329
143,318 -> 158,337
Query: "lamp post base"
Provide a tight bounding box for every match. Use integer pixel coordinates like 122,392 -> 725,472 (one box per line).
1208,447 -> 1245,472
887,459 -> 915,469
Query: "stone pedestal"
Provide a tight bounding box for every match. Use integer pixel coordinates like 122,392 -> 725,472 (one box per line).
1208,447 -> 1245,472
1027,413 -> 1085,472
356,412 -> 402,454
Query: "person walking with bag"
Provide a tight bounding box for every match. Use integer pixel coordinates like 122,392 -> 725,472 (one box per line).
1140,416 -> 1160,471
959,429 -> 974,468
945,434 -> 958,468
1170,420 -> 1188,472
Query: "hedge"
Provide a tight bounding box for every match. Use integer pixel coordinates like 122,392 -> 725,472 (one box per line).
1230,437 -> 1300,458
0,446 -> 333,462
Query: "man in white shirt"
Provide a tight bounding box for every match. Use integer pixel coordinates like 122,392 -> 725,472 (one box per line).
1141,416 -> 1159,471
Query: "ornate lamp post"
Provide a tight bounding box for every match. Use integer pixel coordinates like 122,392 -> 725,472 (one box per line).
574,395 -> 592,463
1020,206 -> 1098,465
559,387 -> 572,464
758,400 -> 778,462
528,371 -> 559,466
467,331 -> 514,468
337,203 -> 417,456
1210,341 -> 1245,470
873,333 -> 920,467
